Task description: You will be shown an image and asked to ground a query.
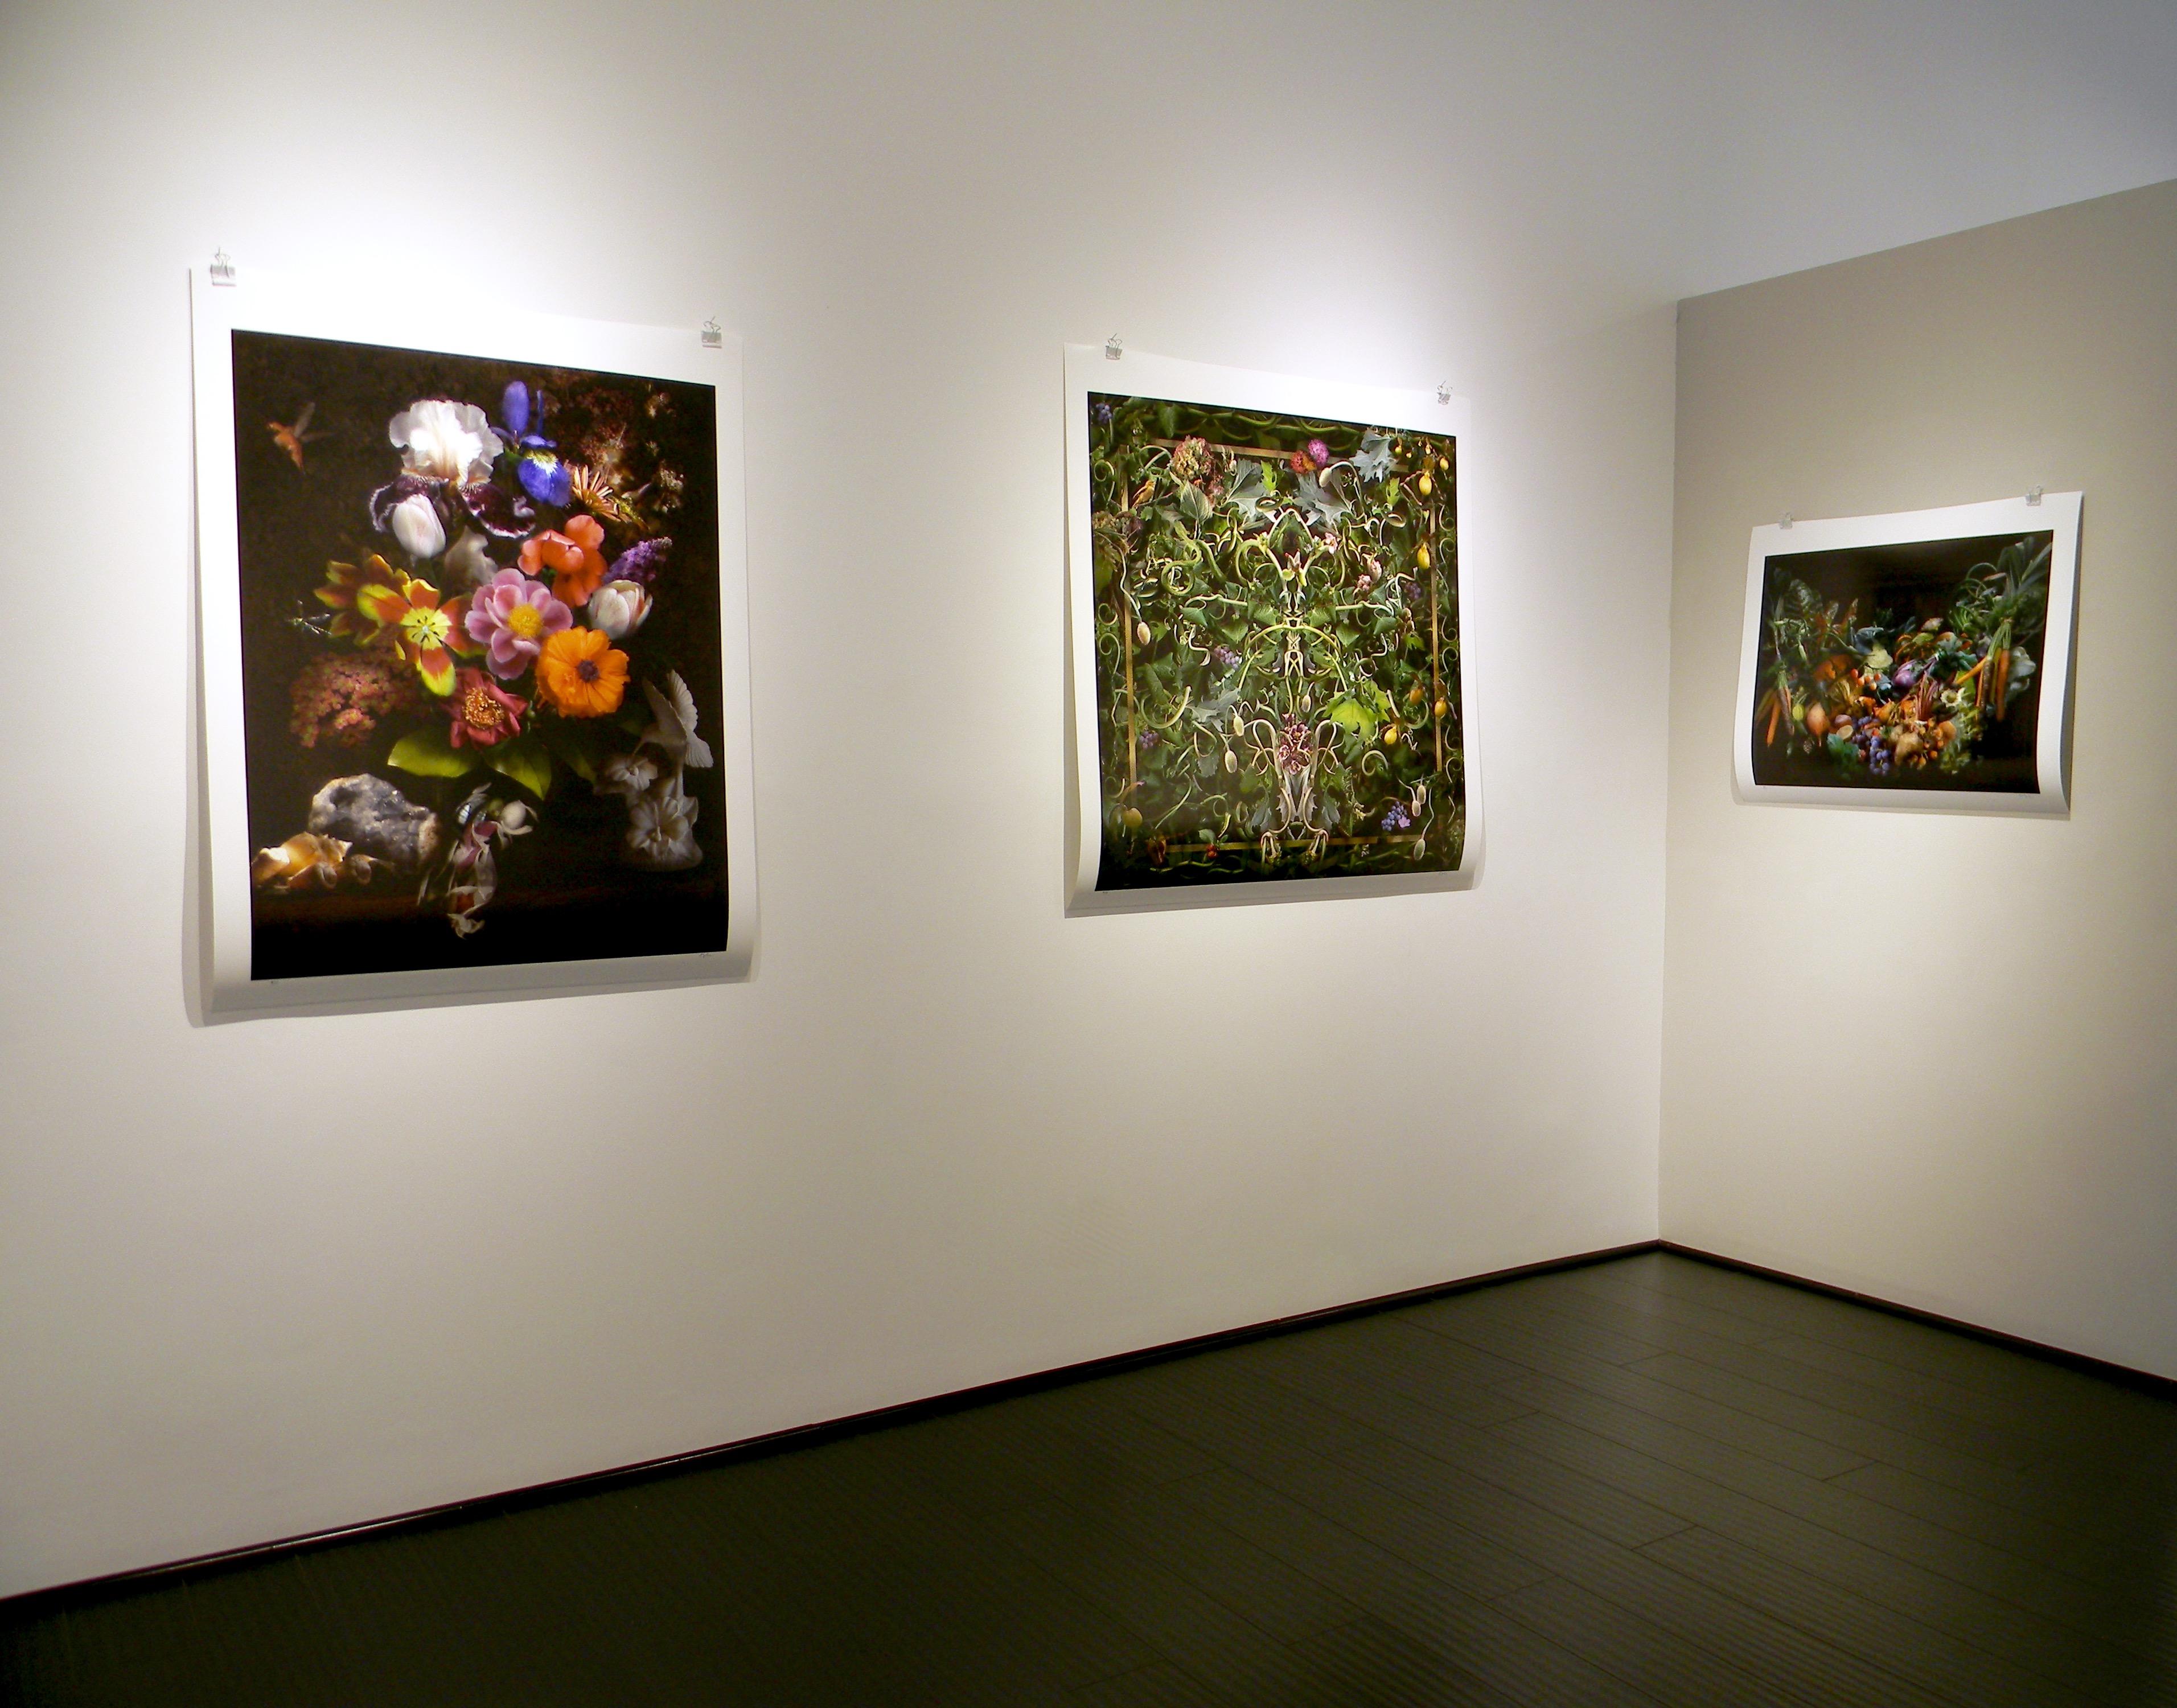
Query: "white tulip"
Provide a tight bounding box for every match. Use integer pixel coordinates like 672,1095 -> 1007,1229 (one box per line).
389,492 -> 446,560
589,578 -> 654,640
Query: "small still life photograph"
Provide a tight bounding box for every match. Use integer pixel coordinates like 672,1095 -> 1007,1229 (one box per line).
1065,348 -> 1478,910
1733,493 -> 2079,814
193,274 -> 753,1012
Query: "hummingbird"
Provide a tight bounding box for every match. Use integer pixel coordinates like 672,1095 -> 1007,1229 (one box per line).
268,402 -> 328,470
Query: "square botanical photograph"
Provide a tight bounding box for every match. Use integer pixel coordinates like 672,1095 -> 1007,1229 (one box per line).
1750,531 -> 2055,794
1079,389 -> 1465,896
228,330 -> 729,981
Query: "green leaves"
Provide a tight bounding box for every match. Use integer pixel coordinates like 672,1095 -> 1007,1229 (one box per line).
547,721 -> 609,785
1225,459 -> 1269,526
387,728 -> 478,779
1088,400 -> 1463,877
1293,470 -> 1349,528
484,736 -> 552,799
1326,695 -> 1378,742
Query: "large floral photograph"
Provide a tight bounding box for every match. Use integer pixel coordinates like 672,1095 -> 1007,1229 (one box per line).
1083,392 -> 1464,892
231,331 -> 728,979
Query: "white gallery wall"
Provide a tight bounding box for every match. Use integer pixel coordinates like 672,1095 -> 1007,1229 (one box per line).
1662,179 -> 2177,1379
0,3 -> 1686,1598
8,0 -> 2177,1602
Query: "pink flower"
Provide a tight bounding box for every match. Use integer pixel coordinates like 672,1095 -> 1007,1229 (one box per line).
447,668 -> 528,748
463,568 -> 572,681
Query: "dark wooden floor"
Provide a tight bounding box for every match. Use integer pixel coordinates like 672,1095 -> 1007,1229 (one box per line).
6,1251 -> 2176,1705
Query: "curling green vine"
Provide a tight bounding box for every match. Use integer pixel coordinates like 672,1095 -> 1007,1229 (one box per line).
1088,393 -> 1463,887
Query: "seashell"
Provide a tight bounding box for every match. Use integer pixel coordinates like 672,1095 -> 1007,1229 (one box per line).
250,833 -> 376,891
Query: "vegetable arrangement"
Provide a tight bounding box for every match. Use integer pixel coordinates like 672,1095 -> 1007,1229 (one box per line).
1087,393 -> 1463,886
1753,534 -> 2051,786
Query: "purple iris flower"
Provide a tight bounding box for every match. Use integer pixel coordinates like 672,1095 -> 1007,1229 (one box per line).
519,453 -> 573,507
499,380 -> 569,505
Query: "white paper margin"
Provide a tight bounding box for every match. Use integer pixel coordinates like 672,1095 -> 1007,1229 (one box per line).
1732,492 -> 2080,815
190,266 -> 758,1016
1062,346 -> 1481,914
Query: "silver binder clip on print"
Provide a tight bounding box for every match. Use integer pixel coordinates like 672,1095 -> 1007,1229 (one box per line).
1105,335 -> 1123,361
1437,383 -> 1452,405
1780,512 -> 1794,529
2027,486 -> 2044,506
209,249 -> 237,287
700,318 -> 723,351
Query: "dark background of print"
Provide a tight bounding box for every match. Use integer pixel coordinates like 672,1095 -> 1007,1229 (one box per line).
231,330 -> 728,980
1749,530 -> 2052,793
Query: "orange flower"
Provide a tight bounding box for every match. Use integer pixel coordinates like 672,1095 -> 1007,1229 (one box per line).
535,627 -> 629,717
519,514 -> 610,607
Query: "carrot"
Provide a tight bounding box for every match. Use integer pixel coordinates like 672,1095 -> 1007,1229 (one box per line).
1994,649 -> 2011,718
1764,694 -> 1780,747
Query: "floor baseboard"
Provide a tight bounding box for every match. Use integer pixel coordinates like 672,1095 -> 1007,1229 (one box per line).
1660,1239 -> 2177,1399
2,1239 -> 1658,1610
19,1234 -> 2173,1611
